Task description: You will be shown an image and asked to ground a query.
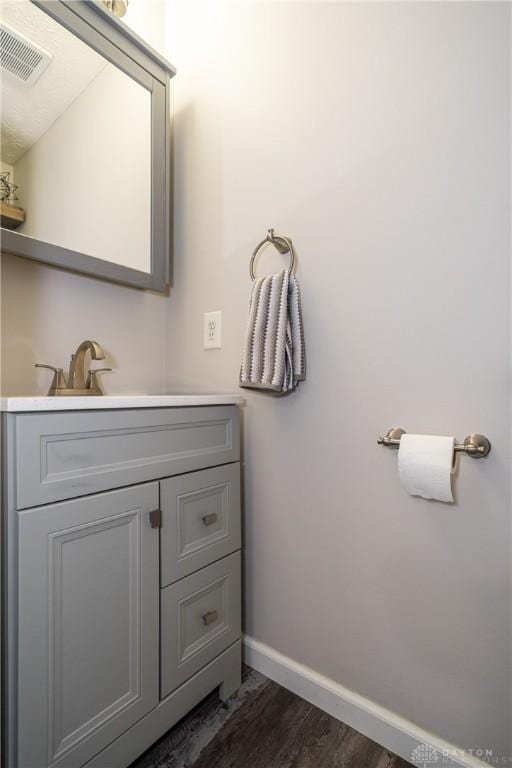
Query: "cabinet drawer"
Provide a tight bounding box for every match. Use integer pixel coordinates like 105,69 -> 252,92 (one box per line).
14,406 -> 239,509
160,552 -> 241,697
160,464 -> 241,586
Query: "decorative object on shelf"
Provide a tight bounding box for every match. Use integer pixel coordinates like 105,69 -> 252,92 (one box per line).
0,171 -> 18,203
100,0 -> 129,18
0,171 -> 25,229
0,173 -> 11,200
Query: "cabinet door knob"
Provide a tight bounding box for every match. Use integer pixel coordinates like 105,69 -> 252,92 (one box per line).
202,512 -> 218,526
202,610 -> 218,626
149,509 -> 162,528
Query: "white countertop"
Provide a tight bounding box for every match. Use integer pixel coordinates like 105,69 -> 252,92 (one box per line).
0,394 -> 245,412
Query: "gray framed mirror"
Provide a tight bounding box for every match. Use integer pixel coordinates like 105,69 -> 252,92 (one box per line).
0,0 -> 175,291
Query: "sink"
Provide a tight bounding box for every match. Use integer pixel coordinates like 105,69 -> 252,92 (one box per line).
0,394 -> 245,412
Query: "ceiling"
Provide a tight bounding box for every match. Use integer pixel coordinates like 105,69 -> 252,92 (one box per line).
1,0 -> 108,165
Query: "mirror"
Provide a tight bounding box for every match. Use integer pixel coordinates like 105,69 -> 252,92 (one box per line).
0,0 -> 174,290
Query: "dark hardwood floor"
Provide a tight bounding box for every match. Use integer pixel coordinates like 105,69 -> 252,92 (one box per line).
131,667 -> 412,768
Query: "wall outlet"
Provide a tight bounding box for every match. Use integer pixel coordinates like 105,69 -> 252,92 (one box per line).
204,310 -> 222,349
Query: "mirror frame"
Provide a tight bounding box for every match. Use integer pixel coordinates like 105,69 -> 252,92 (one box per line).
0,0 -> 175,291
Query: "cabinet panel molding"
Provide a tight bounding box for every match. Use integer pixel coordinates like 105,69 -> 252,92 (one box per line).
17,484 -> 159,768
160,463 -> 241,585
160,552 -> 241,697
15,406 -> 239,508
84,642 -> 242,768
48,512 -> 141,762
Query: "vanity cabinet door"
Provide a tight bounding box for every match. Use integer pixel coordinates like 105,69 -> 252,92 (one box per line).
17,484 -> 159,768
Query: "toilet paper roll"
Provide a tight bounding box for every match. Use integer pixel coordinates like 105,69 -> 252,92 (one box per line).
398,434 -> 455,503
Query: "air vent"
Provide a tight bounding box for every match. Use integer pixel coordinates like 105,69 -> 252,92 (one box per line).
0,22 -> 52,87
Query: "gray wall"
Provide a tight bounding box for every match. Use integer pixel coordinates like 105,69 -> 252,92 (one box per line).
165,0 -> 511,757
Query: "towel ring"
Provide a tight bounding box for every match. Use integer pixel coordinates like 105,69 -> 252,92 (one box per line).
250,228 -> 296,281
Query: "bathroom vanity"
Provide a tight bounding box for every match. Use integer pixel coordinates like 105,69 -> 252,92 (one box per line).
1,396 -> 244,768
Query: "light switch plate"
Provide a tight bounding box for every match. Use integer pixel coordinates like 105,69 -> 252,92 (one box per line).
204,310 -> 222,349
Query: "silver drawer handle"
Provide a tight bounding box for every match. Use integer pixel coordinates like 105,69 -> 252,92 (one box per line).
202,610 -> 218,626
202,513 -> 218,526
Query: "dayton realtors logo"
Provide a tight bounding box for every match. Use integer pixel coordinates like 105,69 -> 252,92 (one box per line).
411,743 -> 439,767
411,742 -> 497,766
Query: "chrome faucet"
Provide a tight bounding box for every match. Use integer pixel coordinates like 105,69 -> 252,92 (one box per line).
35,340 -> 112,396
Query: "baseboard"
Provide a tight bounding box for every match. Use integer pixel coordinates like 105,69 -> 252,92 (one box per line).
242,635 -> 491,768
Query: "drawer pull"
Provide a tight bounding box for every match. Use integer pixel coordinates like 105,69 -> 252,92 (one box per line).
202,512 -> 218,526
202,610 -> 218,626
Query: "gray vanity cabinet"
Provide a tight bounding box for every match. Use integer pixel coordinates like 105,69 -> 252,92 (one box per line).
17,484 -> 160,768
2,404 -> 242,768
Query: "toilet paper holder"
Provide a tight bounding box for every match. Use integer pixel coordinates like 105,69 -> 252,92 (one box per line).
377,428 -> 491,458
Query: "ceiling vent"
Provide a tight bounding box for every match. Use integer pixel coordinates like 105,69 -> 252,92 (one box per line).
0,22 -> 52,87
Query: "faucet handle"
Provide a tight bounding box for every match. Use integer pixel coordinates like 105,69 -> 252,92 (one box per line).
35,364 -> 68,395
86,368 -> 112,394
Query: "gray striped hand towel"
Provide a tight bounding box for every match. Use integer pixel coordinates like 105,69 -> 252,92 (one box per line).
240,269 -> 305,392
